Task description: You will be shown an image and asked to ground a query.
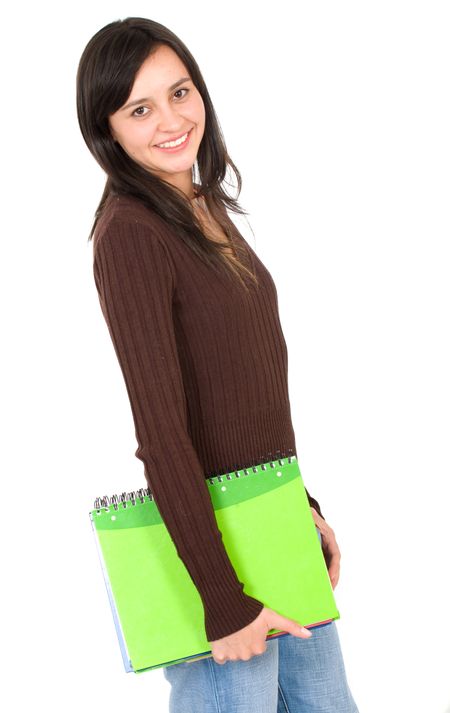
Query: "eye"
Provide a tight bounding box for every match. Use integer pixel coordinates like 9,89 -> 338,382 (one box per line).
174,87 -> 190,99
131,88 -> 190,118
132,106 -> 149,118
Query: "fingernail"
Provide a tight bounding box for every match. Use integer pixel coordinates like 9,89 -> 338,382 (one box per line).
301,627 -> 312,637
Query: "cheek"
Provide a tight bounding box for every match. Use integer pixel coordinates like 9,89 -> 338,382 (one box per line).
187,94 -> 206,124
198,104 -> 206,128
197,106 -> 206,137
121,123 -> 156,151
135,123 -> 156,145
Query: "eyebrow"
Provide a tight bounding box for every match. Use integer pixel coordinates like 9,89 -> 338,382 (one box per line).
121,77 -> 192,111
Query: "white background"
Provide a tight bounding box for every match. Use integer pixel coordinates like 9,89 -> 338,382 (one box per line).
2,1 -> 449,711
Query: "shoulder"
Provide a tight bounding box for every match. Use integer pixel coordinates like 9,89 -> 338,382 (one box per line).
92,194 -> 178,289
93,193 -> 170,258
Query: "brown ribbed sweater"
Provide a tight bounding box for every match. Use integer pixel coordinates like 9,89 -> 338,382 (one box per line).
92,193 -> 324,642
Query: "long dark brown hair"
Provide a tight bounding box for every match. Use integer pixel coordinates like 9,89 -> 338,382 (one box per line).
76,16 -> 258,289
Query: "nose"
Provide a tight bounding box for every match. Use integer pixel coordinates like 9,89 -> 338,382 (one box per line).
156,102 -> 184,132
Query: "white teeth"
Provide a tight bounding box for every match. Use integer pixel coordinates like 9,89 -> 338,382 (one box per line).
157,132 -> 189,148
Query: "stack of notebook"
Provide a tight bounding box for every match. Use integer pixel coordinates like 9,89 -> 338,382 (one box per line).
89,455 -> 339,673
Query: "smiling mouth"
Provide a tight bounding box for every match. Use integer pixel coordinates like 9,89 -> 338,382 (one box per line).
155,129 -> 192,149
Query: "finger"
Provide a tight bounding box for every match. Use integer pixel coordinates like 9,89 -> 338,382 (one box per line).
319,530 -> 340,575
319,522 -> 336,547
268,609 -> 312,639
310,507 -> 325,530
325,545 -> 341,585
320,525 -> 340,560
328,558 -> 341,589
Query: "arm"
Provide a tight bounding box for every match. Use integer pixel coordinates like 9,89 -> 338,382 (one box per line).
93,217 -> 264,642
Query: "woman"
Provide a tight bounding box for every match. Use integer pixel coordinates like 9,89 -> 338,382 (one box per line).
76,17 -> 359,713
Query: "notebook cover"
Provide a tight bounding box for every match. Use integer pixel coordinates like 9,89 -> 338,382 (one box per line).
89,456 -> 340,673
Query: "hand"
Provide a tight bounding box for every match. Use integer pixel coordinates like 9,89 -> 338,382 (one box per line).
310,507 -> 341,589
208,606 -> 313,665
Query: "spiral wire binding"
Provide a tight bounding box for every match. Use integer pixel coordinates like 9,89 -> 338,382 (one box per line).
93,449 -> 297,512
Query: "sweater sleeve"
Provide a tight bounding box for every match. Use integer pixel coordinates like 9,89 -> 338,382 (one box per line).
93,217 -> 264,642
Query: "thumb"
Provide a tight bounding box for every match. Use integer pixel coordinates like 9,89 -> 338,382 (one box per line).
266,608 -> 313,639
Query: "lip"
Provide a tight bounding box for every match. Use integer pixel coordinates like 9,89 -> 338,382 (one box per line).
154,128 -> 193,153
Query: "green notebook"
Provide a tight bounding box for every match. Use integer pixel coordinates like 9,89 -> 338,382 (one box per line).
89,455 -> 340,673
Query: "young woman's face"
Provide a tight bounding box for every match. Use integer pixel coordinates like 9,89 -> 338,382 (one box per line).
109,44 -> 206,197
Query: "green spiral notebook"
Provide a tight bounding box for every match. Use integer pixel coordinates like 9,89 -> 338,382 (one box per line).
89,455 -> 340,673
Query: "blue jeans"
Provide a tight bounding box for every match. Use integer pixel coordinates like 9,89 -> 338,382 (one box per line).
163,530 -> 359,713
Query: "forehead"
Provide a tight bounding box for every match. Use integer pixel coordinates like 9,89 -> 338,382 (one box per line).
130,45 -> 190,96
